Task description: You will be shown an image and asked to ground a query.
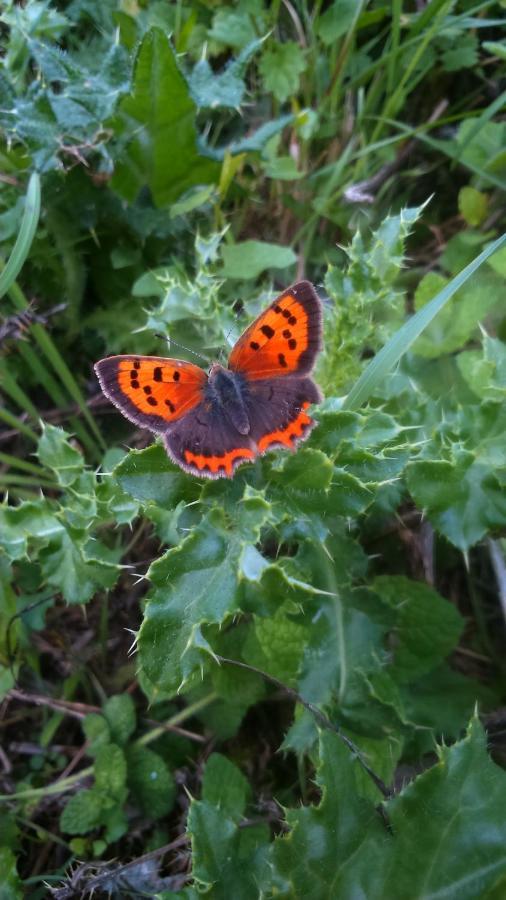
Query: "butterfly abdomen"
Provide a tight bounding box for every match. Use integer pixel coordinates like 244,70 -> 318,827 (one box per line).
207,365 -> 250,436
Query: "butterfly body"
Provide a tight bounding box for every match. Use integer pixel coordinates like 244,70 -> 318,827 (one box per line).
95,281 -> 323,479
205,364 -> 251,435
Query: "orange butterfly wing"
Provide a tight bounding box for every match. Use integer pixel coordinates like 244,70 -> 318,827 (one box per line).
228,281 -> 322,379
94,356 -> 207,433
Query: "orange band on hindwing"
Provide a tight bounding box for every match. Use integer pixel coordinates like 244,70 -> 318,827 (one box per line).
257,403 -> 313,453
183,447 -> 255,477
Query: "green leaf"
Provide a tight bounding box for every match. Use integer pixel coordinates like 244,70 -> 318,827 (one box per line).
126,745 -> 176,819
187,753 -> 269,897
111,28 -> 219,206
115,444 -> 195,505
406,404 -> 506,550
316,0 -> 358,44
262,155 -> 302,180
440,32 -> 479,71
190,38 -> 264,109
82,713 -> 111,755
372,576 -> 464,681
487,243 -> 506,278
223,114 -> 294,156
272,730 -> 386,895
327,469 -> 373,517
272,719 -> 506,898
221,240 -> 297,279
408,457 -> 506,551
201,754 -> 250,822
402,665 -> 497,739
138,510 -> 242,694
259,42 -> 306,103
455,120 -> 506,185
243,608 -> 307,684
483,41 -> 506,61
459,186 -> 489,226
40,533 -> 119,605
323,204 -> 425,392
209,4 -> 266,50
94,744 -> 127,802
457,334 -> 506,402
0,501 -> 64,561
296,593 -> 389,724
0,847 -> 22,900
103,694 -> 136,745
102,804 -> 128,844
381,717 -> 506,899
413,269 -> 501,358
37,423 -> 85,487
60,789 -> 103,835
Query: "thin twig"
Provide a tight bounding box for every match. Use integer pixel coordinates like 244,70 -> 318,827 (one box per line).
6,689 -> 97,720
49,836 -> 190,898
5,689 -> 207,743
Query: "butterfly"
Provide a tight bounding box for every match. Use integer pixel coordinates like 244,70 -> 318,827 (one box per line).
94,281 -> 323,479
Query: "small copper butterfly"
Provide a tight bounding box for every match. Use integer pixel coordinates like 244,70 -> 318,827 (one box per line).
95,281 -> 323,479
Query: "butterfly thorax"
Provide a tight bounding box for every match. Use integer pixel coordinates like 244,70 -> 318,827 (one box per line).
207,364 -> 250,435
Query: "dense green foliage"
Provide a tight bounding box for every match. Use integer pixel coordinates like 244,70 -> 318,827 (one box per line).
1,1 -> 506,896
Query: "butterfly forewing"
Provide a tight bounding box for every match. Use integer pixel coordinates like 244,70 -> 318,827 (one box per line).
228,281 -> 322,379
94,355 -> 206,433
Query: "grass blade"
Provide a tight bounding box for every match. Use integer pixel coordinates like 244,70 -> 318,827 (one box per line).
0,407 -> 39,442
343,232 -> 506,411
0,173 -> 41,301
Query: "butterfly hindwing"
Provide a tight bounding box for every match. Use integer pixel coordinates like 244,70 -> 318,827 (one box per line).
94,356 -> 206,433
228,281 -> 322,380
246,377 -> 322,454
164,402 -> 256,479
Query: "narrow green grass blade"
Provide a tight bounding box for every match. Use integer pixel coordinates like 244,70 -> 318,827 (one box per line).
383,117 -> 506,191
343,233 -> 506,411
29,323 -> 106,452
0,173 -> 41,301
0,365 -> 39,421
0,407 -> 39,442
0,451 -> 47,476
0,179 -> 104,458
386,0 -> 402,96
7,283 -> 105,459
0,474 -> 58,489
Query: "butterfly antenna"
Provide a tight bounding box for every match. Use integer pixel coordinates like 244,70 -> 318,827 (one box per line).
219,310 -> 242,364
154,333 -> 211,366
